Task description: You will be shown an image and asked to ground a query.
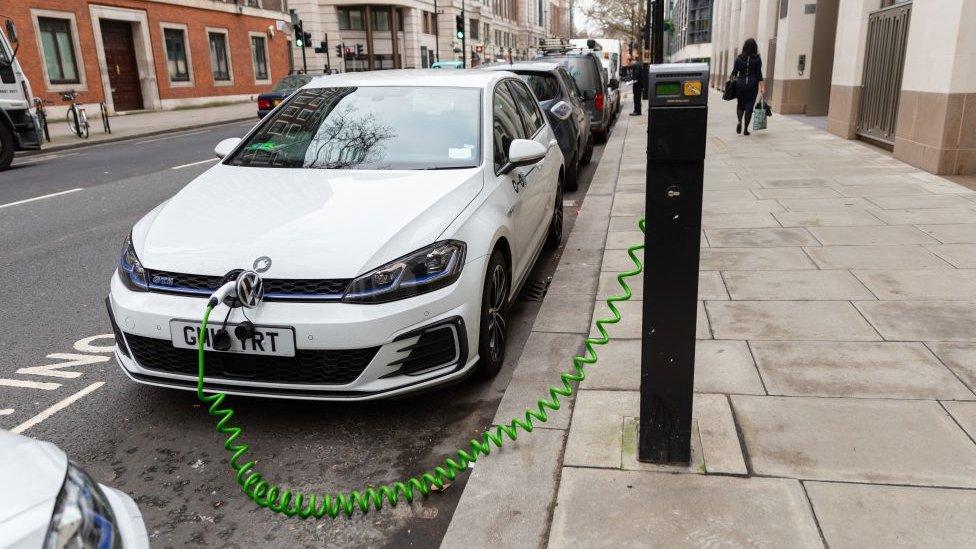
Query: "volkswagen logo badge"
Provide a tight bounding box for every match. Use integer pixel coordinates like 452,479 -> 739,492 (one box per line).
235,270 -> 265,309
253,256 -> 272,273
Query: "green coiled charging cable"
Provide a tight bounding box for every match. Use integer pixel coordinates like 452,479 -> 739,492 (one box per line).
195,218 -> 645,518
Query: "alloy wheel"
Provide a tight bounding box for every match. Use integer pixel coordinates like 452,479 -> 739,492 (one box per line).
485,263 -> 508,364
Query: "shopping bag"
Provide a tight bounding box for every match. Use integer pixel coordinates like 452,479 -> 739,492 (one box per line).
752,97 -> 768,130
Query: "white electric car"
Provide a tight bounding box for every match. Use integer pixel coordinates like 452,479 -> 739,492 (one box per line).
0,430 -> 149,548
107,70 -> 564,401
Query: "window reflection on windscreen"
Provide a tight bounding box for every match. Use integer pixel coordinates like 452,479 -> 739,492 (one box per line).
229,86 -> 482,170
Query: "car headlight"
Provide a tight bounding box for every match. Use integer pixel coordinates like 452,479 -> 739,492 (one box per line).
118,233 -> 148,292
343,240 -> 466,304
44,462 -> 122,549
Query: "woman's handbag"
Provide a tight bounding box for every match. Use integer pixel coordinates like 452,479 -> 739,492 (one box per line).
753,97 -> 768,130
722,78 -> 737,101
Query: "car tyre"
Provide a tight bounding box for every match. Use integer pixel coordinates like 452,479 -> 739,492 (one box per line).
475,249 -> 509,378
565,153 -> 580,192
580,135 -> 594,166
0,126 -> 14,170
544,178 -> 564,250
594,130 -> 608,144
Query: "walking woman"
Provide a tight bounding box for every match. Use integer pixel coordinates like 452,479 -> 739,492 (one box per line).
731,38 -> 765,135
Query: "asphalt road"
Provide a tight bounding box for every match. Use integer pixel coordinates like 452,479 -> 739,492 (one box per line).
0,119 -> 608,547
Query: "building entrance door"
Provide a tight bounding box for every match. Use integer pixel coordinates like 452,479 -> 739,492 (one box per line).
100,19 -> 143,111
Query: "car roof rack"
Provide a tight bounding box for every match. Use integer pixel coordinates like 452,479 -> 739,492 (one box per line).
539,38 -> 580,54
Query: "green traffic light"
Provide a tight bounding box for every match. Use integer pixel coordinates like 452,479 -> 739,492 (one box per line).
456,31 -> 464,39
296,39 -> 304,47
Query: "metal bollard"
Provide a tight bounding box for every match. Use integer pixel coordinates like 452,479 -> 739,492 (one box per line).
638,63 -> 709,464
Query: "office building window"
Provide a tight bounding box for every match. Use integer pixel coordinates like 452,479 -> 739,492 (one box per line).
339,8 -> 365,30
208,31 -> 231,81
251,35 -> 268,81
38,17 -> 79,84
372,9 -> 390,31
163,28 -> 190,82
470,19 -> 480,40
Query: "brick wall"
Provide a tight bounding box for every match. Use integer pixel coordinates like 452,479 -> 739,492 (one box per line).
8,0 -> 289,108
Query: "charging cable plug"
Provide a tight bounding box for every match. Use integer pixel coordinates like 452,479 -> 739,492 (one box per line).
208,281 -> 237,308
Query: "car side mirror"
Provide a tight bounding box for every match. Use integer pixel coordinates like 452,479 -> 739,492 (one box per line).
582,89 -> 596,101
500,139 -> 546,175
609,78 -> 619,90
550,100 -> 573,121
214,137 -> 241,159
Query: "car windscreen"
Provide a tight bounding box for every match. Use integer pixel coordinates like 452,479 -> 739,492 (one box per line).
227,86 -> 482,170
549,56 -> 600,92
271,74 -> 313,92
513,72 -> 560,101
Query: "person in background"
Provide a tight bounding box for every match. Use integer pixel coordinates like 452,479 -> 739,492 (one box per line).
730,38 -> 765,135
631,57 -> 646,116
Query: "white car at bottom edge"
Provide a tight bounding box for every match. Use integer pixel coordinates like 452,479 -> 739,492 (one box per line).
0,430 -> 149,548
107,69 -> 565,401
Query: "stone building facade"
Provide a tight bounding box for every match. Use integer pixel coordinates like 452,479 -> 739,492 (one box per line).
710,0 -> 975,175
286,0 -> 571,73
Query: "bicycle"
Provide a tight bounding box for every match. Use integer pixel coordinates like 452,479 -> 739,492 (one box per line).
60,90 -> 89,139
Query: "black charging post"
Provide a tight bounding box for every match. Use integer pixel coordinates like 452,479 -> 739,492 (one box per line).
638,63 -> 709,464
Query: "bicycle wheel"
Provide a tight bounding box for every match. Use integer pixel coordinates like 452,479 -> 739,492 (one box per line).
79,111 -> 90,139
67,108 -> 81,138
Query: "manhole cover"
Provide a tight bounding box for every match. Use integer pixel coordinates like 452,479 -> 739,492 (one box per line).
517,277 -> 552,302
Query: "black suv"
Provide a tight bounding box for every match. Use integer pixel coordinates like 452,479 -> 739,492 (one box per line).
482,61 -> 593,190
536,44 -> 617,143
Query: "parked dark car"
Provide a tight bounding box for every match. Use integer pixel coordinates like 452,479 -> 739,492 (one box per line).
536,47 -> 617,143
482,62 -> 592,190
257,74 -> 313,118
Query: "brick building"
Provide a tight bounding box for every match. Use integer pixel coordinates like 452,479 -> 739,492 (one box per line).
5,0 -> 291,116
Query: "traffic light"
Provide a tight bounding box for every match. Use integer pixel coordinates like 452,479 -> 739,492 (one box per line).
356,43 -> 364,55
294,22 -> 304,47
455,15 -> 464,40
303,32 -> 312,48
335,44 -> 343,57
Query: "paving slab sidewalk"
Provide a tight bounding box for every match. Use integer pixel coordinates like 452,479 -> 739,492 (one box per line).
441,91 -> 976,548
23,101 -> 256,154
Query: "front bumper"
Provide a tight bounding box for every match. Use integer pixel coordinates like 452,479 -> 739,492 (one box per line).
101,485 -> 150,549
106,257 -> 486,401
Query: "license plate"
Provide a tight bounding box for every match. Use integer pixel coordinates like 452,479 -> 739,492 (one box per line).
170,320 -> 296,357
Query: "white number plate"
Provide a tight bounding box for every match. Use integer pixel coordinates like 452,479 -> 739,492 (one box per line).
170,320 -> 296,357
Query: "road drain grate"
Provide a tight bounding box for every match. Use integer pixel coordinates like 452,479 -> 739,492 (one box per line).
517,277 -> 552,302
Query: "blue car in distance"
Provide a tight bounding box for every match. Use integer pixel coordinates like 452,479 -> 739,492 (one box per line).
257,74 -> 313,118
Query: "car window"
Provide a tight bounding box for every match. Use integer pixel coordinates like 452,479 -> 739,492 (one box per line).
272,74 -> 312,92
493,83 -> 525,173
513,72 -> 560,101
229,86 -> 481,170
556,68 -> 580,101
549,56 -> 601,92
506,80 -> 545,137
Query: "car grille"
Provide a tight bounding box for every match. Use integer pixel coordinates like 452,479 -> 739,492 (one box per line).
145,270 -> 350,301
124,333 -> 378,385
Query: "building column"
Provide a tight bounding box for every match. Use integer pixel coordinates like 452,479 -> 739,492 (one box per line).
893,0 -> 976,174
825,0 -> 872,138
769,0 -> 817,114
